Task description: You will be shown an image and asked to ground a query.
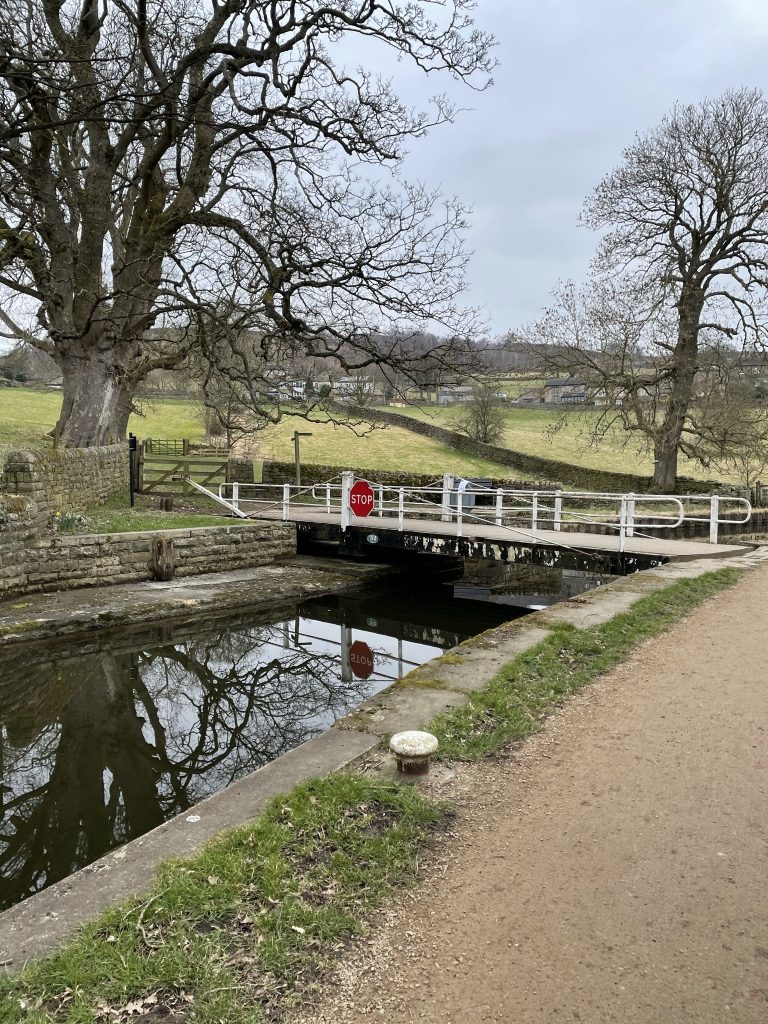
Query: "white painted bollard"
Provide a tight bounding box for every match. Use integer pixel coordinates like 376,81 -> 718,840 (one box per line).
389,730 -> 439,776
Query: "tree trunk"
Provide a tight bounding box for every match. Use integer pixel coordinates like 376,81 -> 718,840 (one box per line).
53,349 -> 134,447
653,444 -> 679,491
651,291 -> 703,491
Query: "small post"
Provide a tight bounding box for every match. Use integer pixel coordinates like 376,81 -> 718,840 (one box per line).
398,487 -> 405,531
282,483 -> 290,521
709,494 -> 720,544
293,430 -> 313,487
531,493 -> 538,530
553,490 -> 562,531
128,433 -> 137,508
232,481 -> 240,514
378,483 -> 384,515
441,472 -> 454,522
341,471 -> 353,532
626,492 -> 636,538
619,495 -> 627,553
495,488 -> 503,526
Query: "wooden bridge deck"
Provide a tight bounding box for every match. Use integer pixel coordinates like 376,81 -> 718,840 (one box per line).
247,507 -> 750,561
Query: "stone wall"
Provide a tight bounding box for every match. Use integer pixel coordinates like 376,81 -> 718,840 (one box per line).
0,521 -> 296,599
0,495 -> 41,597
262,461 -> 549,491
2,444 -> 129,516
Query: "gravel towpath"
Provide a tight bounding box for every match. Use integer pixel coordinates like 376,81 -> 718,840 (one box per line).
296,565 -> 768,1024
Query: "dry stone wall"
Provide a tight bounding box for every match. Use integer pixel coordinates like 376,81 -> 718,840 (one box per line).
261,461 -> 548,491
0,495 -> 40,597
2,444 -> 129,516
0,444 -> 294,600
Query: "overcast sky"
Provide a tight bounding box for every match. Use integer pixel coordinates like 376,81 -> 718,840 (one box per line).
4,2 -> 768,356
396,0 -> 768,336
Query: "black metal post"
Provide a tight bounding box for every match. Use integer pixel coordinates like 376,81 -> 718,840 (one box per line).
129,433 -> 137,507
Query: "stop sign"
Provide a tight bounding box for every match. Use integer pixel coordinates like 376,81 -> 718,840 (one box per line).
349,640 -> 374,679
349,479 -> 375,517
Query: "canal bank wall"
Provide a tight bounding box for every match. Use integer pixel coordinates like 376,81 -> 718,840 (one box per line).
0,440 -> 296,600
1,544 -> 764,970
0,516 -> 296,599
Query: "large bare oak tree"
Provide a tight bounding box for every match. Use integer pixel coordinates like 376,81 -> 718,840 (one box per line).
530,88 -> 768,490
0,1 -> 493,446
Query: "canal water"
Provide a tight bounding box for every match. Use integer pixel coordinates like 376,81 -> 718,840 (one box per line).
0,563 -> 612,911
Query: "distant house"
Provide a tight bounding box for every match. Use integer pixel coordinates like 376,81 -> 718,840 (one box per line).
542,377 -> 588,405
331,376 -> 384,403
436,383 -> 476,405
515,387 -> 545,406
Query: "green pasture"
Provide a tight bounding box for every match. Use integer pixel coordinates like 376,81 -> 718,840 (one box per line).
388,403 -> 718,481
0,385 -> 720,482
0,388 -> 520,479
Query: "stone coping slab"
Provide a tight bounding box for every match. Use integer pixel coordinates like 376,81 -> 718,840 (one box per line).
0,557 -> 397,648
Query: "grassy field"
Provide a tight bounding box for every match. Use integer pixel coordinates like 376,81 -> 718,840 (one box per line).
386,403 -> 719,481
0,386 -> 721,482
0,388 -> 526,480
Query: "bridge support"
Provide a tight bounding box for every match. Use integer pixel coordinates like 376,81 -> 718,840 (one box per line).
441,473 -> 455,522
341,471 -> 353,532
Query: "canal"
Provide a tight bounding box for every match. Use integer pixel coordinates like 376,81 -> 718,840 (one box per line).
0,561 -> 612,911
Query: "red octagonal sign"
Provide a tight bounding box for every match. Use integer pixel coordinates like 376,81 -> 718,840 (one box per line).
349,640 -> 374,679
349,479 -> 375,517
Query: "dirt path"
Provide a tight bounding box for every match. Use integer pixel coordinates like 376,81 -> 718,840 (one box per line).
297,566 -> 768,1024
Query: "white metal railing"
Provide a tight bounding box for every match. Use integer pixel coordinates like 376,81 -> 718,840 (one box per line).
208,472 -> 753,551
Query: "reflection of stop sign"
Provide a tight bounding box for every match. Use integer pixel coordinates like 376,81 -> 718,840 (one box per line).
349,480 -> 375,517
349,640 -> 374,679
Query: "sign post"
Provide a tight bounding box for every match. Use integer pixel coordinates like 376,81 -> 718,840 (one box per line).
293,430 -> 313,486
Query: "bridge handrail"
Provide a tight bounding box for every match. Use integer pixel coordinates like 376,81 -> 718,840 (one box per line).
214,479 -> 750,546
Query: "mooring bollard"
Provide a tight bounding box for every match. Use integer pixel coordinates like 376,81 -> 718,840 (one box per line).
389,730 -> 439,776
150,536 -> 175,581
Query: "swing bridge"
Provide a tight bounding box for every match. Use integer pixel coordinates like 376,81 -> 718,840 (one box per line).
185,472 -> 753,565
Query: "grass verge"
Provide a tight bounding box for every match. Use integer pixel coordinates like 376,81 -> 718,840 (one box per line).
0,775 -> 446,1024
429,568 -> 743,760
0,568 -> 743,1023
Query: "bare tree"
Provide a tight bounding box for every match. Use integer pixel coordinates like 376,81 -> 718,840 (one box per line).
532,89 -> 768,490
452,384 -> 506,444
527,278 -> 768,485
0,1 -> 493,447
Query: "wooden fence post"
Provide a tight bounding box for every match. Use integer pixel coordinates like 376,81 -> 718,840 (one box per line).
137,442 -> 145,492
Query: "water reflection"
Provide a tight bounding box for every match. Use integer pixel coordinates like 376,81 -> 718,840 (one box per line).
0,566 -> 610,910
1,583 -> 518,911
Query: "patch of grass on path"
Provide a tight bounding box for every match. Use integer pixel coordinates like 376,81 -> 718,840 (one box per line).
0,775 -> 445,1024
429,568 -> 743,761
0,569 -> 743,1024
84,508 -> 236,533
67,492 -> 237,534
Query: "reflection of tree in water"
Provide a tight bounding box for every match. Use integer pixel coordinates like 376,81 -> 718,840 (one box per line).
0,623 -> 368,910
